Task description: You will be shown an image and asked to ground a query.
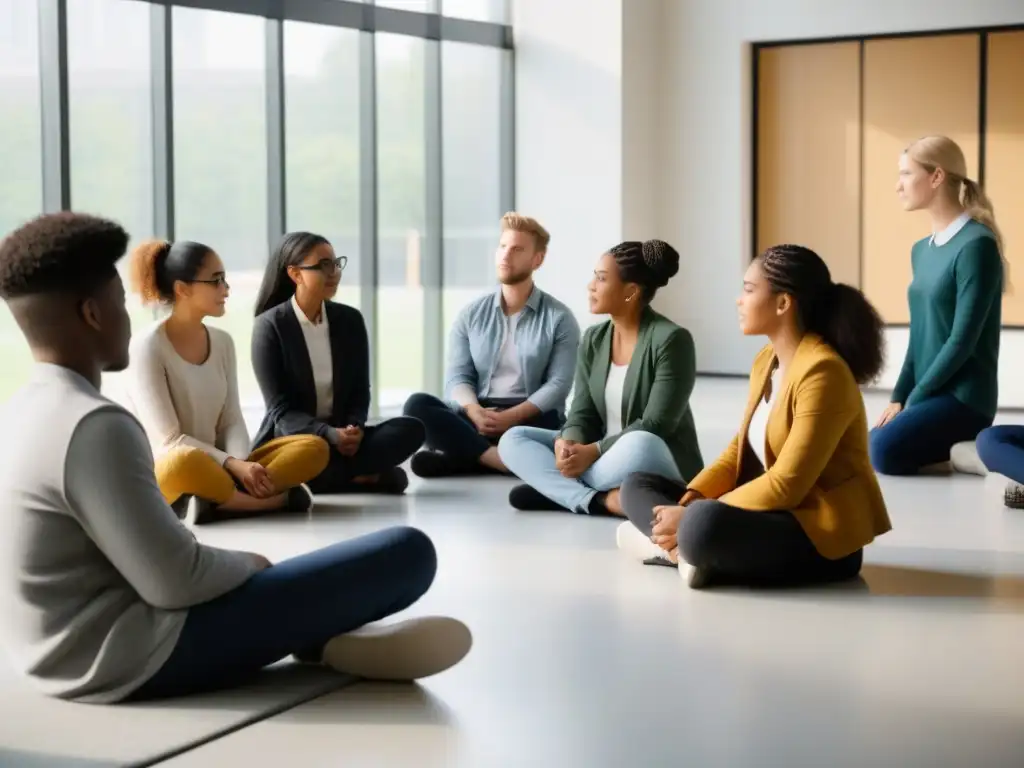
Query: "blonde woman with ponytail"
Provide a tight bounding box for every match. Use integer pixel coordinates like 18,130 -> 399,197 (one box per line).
124,239 -> 330,524
870,136 -> 1004,476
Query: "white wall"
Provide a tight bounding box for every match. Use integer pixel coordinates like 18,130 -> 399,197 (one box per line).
654,0 -> 1024,404
515,0 -> 1024,405
512,0 -> 623,327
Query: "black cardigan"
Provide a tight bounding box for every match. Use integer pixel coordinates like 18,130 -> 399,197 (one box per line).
251,300 -> 370,450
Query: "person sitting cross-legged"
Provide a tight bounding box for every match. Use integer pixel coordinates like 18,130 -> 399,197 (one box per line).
403,212 -> 580,478
0,213 -> 471,704
498,240 -> 704,515
123,238 -> 330,525
618,245 -> 892,590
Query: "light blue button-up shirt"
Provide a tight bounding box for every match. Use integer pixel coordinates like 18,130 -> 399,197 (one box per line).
445,285 -> 580,417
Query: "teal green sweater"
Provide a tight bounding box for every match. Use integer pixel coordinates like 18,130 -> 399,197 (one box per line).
892,220 -> 1002,420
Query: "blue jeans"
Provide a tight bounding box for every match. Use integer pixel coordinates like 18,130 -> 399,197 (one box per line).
129,526 -> 436,700
977,425 -> 1024,484
869,394 -> 992,475
498,427 -> 683,513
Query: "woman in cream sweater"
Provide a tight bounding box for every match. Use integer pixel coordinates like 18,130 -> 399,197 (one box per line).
124,239 -> 329,524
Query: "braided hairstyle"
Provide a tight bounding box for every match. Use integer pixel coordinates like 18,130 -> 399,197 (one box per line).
608,239 -> 680,304
758,244 -> 885,384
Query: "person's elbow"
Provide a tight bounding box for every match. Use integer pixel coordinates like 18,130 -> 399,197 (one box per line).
136,579 -> 205,611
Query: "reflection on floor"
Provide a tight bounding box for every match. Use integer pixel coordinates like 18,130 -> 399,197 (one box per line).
165,379 -> 1024,767
7,379 -> 1024,767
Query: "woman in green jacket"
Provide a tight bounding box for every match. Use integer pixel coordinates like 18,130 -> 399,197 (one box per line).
498,240 -> 704,514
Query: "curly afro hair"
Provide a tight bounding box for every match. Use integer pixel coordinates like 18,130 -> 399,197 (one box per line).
0,212 -> 129,300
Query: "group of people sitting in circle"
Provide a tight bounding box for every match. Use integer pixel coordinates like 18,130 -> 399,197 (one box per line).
0,134 -> 1017,706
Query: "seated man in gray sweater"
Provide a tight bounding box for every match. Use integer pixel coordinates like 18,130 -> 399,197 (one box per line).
0,212 -> 471,703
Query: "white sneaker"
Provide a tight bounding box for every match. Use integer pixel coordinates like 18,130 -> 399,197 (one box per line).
615,521 -> 674,566
321,616 -> 472,681
951,441 -> 988,476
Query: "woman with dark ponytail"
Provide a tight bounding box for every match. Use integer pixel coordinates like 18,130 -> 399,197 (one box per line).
123,240 -> 329,524
251,232 -> 424,495
618,245 -> 892,589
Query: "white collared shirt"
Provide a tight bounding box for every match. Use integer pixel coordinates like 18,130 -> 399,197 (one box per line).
291,295 -> 333,418
930,211 -> 971,246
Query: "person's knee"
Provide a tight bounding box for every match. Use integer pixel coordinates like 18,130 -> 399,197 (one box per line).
159,446 -> 234,503
402,392 -> 439,420
392,526 -> 437,593
975,426 -> 1004,470
868,426 -> 906,475
677,500 -> 724,567
613,430 -> 665,456
497,426 -> 527,460
293,435 -> 331,476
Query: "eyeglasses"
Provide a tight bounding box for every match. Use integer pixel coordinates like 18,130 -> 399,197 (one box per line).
297,256 -> 348,275
190,276 -> 228,287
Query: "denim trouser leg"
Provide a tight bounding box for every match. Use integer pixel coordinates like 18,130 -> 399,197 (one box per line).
498,427 -> 683,513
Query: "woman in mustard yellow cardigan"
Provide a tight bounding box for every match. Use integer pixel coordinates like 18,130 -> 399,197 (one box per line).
619,244 -> 892,589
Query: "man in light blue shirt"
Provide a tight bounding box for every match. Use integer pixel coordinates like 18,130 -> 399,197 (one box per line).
404,213 -> 580,478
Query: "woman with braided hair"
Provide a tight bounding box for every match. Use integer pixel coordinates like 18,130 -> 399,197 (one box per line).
498,239 -> 703,514
618,245 -> 892,589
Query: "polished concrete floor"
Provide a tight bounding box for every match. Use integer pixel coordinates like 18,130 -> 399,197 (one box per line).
160,379 -> 1024,767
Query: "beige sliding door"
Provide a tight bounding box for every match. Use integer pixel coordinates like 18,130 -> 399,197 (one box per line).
757,42 -> 862,288
986,31 -> 1024,325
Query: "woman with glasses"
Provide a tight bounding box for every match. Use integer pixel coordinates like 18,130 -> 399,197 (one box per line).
252,232 -> 425,495
124,240 -> 330,524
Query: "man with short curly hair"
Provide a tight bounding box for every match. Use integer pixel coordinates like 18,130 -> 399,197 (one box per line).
0,212 -> 470,703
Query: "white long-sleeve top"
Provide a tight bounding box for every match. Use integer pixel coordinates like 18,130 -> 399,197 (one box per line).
124,321 -> 251,466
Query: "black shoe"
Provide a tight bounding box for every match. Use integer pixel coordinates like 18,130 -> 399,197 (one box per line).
363,466 -> 410,495
411,450 -> 505,478
410,451 -> 455,478
288,484 -> 314,512
191,497 -> 219,526
170,495 -> 191,520
508,484 -> 568,511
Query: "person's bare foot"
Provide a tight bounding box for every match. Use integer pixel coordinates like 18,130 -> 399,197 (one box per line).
478,446 -> 508,473
604,488 -> 624,516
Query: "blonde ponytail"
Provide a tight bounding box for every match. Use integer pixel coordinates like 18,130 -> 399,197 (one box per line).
962,178 -> 1010,294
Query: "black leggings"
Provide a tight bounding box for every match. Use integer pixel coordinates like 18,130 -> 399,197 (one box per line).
308,417 -> 425,494
620,472 -> 863,587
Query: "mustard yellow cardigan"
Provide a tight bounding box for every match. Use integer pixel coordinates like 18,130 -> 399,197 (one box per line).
686,334 -> 891,559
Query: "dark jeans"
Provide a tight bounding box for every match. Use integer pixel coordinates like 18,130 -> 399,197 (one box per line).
620,472 -> 863,587
869,394 -> 992,476
402,392 -> 561,461
309,417 -> 425,494
977,425 -> 1024,484
129,526 -> 436,700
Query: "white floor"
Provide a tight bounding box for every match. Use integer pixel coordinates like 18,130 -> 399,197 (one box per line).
154,379 -> 1024,767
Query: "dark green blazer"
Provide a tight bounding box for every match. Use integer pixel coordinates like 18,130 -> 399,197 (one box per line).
560,307 -> 703,481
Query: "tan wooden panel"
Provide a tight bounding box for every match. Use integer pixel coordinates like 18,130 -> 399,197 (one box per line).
986,31 -> 1024,326
862,35 -> 980,323
757,42 -> 862,288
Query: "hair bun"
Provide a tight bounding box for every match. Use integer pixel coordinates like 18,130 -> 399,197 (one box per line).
641,239 -> 680,287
